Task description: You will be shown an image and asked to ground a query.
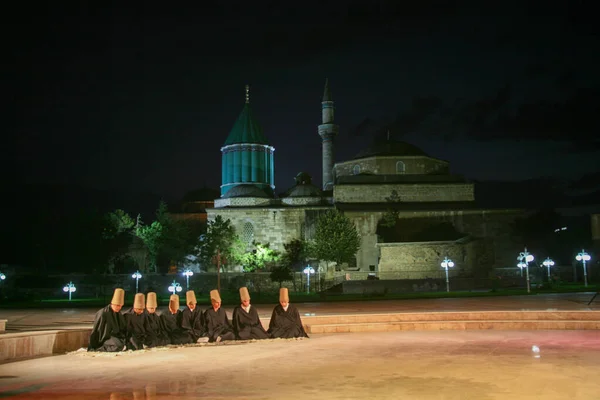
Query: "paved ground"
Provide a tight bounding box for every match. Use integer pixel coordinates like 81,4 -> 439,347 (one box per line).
0,330 -> 599,399
1,292 -> 599,331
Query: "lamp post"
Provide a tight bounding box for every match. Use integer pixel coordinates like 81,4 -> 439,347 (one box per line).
303,266 -> 315,294
0,272 -> 5,281
440,257 -> 455,293
575,250 -> 591,287
517,247 -> 534,293
542,257 -> 555,281
168,280 -> 183,296
63,281 -> 76,301
131,270 -> 142,293
183,269 -> 194,291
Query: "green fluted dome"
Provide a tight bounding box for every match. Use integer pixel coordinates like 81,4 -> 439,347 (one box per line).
223,104 -> 269,145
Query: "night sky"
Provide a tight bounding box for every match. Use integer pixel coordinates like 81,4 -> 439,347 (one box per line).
6,2 -> 600,202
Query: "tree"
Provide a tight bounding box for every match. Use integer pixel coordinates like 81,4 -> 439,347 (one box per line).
312,209 -> 361,271
136,220 -> 163,273
239,241 -> 280,272
270,265 -> 294,288
380,190 -> 400,228
196,216 -> 238,271
281,239 -> 308,270
103,209 -> 137,273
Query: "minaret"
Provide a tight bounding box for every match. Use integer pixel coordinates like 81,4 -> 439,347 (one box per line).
318,78 -> 339,190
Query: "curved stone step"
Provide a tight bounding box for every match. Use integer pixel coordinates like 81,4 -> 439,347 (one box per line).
306,320 -> 600,333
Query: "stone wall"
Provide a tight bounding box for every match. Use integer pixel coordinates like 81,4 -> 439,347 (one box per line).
335,156 -> 448,177
207,206 -> 332,253
344,209 -> 523,275
333,183 -> 474,203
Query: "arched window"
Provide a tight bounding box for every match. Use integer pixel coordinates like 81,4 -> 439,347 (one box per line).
396,161 -> 406,174
352,165 -> 361,175
242,222 -> 254,245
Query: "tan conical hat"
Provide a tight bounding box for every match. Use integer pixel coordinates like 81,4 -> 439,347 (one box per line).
146,383 -> 157,399
132,389 -> 144,400
186,290 -> 197,305
111,288 -> 125,306
146,292 -> 157,308
279,287 -> 289,302
239,286 -> 250,301
210,289 -> 221,303
133,293 -> 145,309
169,294 -> 180,311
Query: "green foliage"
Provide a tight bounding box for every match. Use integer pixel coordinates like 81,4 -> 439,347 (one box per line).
380,190 -> 400,228
281,239 -> 309,270
102,209 -> 135,239
196,216 -> 238,271
136,220 -> 163,272
239,241 -> 280,272
312,209 -> 361,269
270,265 -> 294,288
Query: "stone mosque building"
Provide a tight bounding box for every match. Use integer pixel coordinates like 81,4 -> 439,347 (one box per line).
205,81 -> 523,279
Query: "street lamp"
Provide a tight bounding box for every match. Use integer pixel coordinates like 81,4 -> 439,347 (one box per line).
303,266 -> 315,294
182,269 -> 194,290
131,270 -> 142,293
575,250 -> 592,287
517,247 -> 534,293
542,258 -> 555,281
63,281 -> 76,301
0,272 -> 5,281
440,257 -> 455,293
168,280 -> 183,296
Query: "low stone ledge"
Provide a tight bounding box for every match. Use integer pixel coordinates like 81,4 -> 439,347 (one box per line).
0,319 -> 6,332
0,328 -> 91,363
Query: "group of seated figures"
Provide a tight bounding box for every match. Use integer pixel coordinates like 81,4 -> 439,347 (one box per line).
88,286 -> 308,352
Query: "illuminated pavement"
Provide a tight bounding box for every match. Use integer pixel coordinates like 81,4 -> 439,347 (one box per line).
0,330 -> 599,399
2,292 -> 599,332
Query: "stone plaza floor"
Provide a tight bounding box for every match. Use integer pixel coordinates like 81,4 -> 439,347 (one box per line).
0,330 -> 599,399
0,293 -> 600,398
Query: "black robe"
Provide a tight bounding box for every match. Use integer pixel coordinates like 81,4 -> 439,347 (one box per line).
232,305 -> 269,340
160,310 -> 193,345
144,311 -> 170,347
124,308 -> 147,350
87,305 -> 127,352
203,307 -> 235,342
268,304 -> 309,339
180,307 -> 207,342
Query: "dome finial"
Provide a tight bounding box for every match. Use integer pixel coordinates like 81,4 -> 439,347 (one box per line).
245,84 -> 250,104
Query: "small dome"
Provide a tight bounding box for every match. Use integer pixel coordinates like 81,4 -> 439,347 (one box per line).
284,173 -> 322,197
354,139 -> 428,159
223,184 -> 271,199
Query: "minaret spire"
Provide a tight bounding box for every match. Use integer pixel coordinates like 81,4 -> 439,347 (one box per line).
245,84 -> 250,104
318,78 -> 339,191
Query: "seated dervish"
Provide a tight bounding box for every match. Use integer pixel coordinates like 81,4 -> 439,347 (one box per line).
268,288 -> 309,339
232,286 -> 269,340
160,294 -> 193,345
181,290 -> 209,343
203,289 -> 236,342
124,292 -> 147,350
143,292 -> 170,347
87,288 -> 127,352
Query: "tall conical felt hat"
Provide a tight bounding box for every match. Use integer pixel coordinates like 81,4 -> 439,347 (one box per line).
146,292 -> 157,308
133,293 -> 145,309
210,289 -> 221,303
186,290 -> 197,304
239,286 -> 250,301
132,389 -> 145,400
279,287 -> 289,302
111,288 -> 125,306
169,294 -> 180,311
146,383 -> 157,399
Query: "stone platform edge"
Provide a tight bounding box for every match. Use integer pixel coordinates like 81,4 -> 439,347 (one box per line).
0,329 -> 92,364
